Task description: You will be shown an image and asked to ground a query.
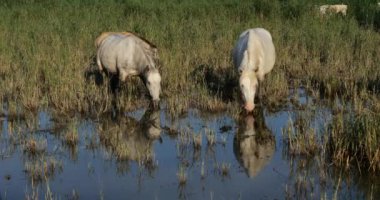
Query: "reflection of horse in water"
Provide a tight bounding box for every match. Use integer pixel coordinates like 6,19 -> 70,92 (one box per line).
98,108 -> 161,168
233,107 -> 275,177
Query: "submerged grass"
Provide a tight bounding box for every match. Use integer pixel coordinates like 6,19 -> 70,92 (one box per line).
0,0 -> 380,172
24,156 -> 63,183
283,117 -> 320,157
177,165 -> 187,186
23,137 -> 47,156
328,110 -> 380,172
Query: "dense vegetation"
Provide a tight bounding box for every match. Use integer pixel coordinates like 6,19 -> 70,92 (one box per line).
0,0 -> 379,171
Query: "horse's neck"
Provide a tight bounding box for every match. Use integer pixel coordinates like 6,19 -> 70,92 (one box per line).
143,50 -> 156,69
131,34 -> 155,52
132,36 -> 158,69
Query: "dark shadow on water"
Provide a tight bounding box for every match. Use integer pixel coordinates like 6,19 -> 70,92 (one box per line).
98,108 -> 161,174
192,64 -> 239,101
234,106 -> 275,178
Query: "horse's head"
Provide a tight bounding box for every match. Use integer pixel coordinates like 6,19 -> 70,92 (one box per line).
239,70 -> 258,112
144,67 -> 161,108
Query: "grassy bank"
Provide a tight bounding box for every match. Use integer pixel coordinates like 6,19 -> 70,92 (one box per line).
0,0 -> 380,171
0,0 -> 379,113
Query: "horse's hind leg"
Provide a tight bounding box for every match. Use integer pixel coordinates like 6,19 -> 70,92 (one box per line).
109,73 -> 120,95
108,73 -> 120,114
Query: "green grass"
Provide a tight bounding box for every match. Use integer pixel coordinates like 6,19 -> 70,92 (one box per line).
0,0 -> 379,114
0,0 -> 380,171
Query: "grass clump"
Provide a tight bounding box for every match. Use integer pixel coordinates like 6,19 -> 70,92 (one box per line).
283,117 -> 320,157
328,110 -> 380,172
64,122 -> 79,146
192,132 -> 202,149
24,156 -> 63,183
23,137 -> 47,156
205,128 -> 216,146
177,165 -> 187,186
220,162 -> 231,177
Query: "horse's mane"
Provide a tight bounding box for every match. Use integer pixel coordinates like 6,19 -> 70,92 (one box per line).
124,31 -> 157,49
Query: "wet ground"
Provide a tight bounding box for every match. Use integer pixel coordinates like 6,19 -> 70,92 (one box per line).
0,91 -> 379,199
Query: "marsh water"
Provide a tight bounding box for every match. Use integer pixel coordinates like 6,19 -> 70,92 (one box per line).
0,91 -> 379,199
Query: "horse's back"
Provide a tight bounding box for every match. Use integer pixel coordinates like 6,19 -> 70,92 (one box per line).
95,32 -> 133,48
249,28 -> 275,74
247,28 -> 276,74
233,31 -> 249,69
234,28 -> 275,74
97,33 -> 138,73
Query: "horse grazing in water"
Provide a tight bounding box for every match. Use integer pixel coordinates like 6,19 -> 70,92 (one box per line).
96,32 -> 161,108
232,28 -> 276,112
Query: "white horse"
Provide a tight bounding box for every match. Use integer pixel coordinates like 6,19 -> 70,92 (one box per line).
96,32 -> 161,107
320,4 -> 347,16
232,28 -> 276,112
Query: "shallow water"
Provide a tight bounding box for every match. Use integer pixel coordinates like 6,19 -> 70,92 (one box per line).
0,96 -> 379,199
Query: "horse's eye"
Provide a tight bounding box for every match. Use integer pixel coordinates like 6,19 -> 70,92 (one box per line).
240,84 -> 244,88
147,81 -> 151,85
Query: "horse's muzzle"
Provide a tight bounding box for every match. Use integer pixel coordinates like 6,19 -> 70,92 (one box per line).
244,102 -> 255,112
